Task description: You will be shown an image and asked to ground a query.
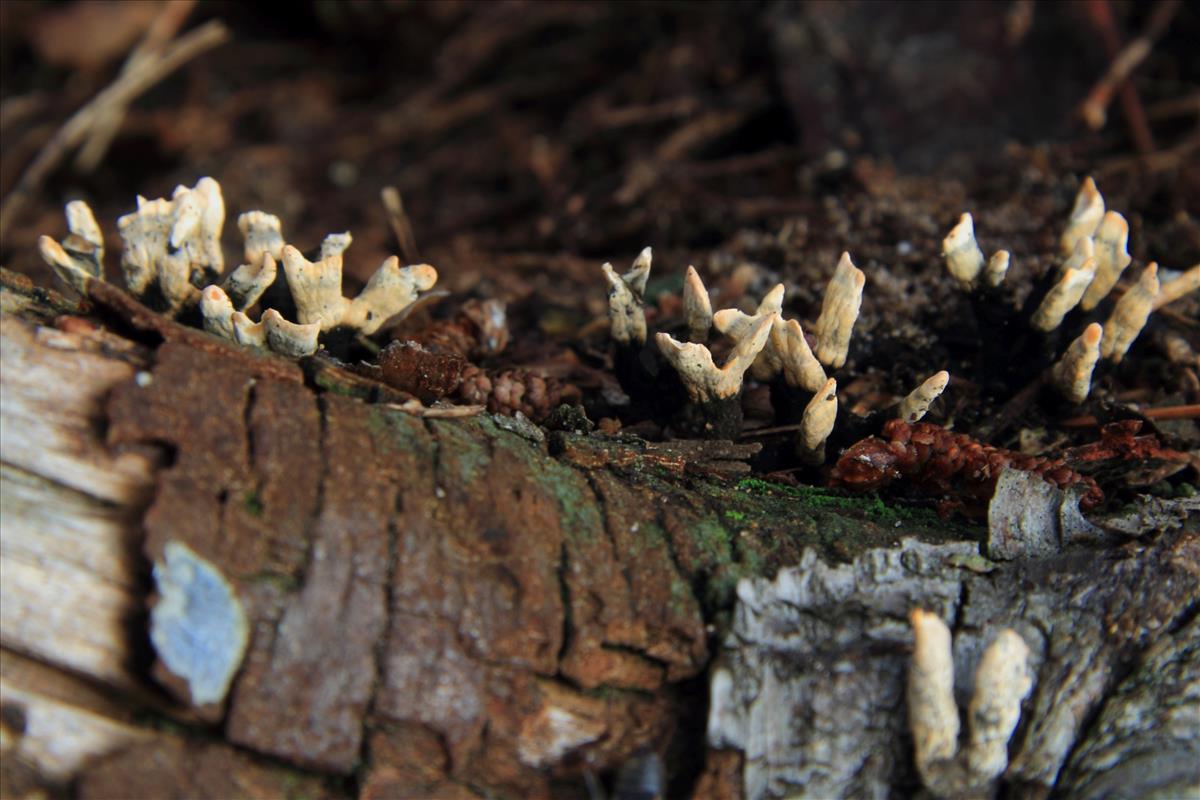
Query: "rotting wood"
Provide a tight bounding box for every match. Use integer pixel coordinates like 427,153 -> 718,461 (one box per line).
1,278 -> 1196,798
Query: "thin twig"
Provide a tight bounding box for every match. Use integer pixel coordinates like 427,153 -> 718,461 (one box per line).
1062,404 -> 1200,427
0,19 -> 229,243
381,186 -> 421,263
76,0 -> 199,172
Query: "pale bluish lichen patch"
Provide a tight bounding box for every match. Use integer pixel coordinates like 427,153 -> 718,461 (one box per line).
150,541 -> 249,706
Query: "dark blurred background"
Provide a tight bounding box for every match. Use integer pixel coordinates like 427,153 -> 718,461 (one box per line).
2,0 -> 1198,291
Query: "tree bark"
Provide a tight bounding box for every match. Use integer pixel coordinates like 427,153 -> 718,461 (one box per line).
0,272 -> 1195,799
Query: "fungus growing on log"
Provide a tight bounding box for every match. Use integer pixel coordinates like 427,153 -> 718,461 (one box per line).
1079,211 -> 1131,310
908,609 -> 1033,799
1052,322 -> 1103,404
1059,176 -> 1104,255
601,246 -> 652,346
656,312 -> 774,438
942,213 -> 985,288
1101,263 -> 1159,362
898,370 -> 949,424
813,252 -> 865,369
797,376 -> 837,462
683,264 -> 713,343
711,283 -> 784,381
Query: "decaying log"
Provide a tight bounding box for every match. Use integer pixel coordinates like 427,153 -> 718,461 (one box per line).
1,273 -> 1196,799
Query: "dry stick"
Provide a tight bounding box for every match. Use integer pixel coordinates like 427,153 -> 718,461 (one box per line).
1080,0 -> 1181,153
1062,404 -> 1200,427
381,186 -> 420,263
0,20 -> 229,243
76,0 -> 199,172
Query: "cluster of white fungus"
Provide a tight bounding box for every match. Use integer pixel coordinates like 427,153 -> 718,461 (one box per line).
908,609 -> 1033,799
943,176 -> 1198,402
38,177 -> 439,358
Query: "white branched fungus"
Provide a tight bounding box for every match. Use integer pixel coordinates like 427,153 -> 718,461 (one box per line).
232,311 -> 267,349
908,609 -> 960,773
1153,264 -> 1200,310
200,285 -> 236,340
943,213 -> 986,288
37,200 -> 106,293
262,308 -> 321,358
814,252 -> 865,369
1060,176 -> 1104,256
965,629 -> 1033,781
798,376 -> 837,455
655,313 -> 775,403
224,210 -> 284,310
985,250 -> 1010,288
898,371 -> 949,423
1053,323 -> 1103,404
908,610 -> 1033,798
1031,256 -> 1097,332
1101,263 -> 1159,363
683,265 -> 713,343
1079,211 -> 1131,311
1058,235 -> 1095,280
117,178 -> 226,313
601,247 -> 652,346
712,283 -> 784,381
223,254 -> 277,312
281,245 -> 437,335
771,318 -> 827,392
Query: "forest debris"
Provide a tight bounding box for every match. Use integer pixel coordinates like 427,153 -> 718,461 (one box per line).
377,340 -> 466,402
656,313 -> 774,403
1079,212 -> 1131,310
1101,263 -> 1159,362
942,213 -> 985,288
150,541 -> 248,707
898,370 -> 949,423
1051,323 -> 1103,404
987,468 -> 1107,559
601,247 -> 652,346
1097,493 -> 1200,537
1060,177 -> 1105,255
908,610 -> 1032,799
830,420 -> 1103,512
683,265 -> 713,342
813,252 -> 865,368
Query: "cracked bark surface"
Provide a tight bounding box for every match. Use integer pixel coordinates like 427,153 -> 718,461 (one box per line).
2,277 -> 1196,798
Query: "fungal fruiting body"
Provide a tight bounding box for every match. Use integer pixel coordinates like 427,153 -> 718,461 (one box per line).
770,318 -> 826,393
908,610 -> 1033,798
943,213 -> 985,288
682,265 -> 713,343
1052,323 -> 1103,404
1101,263 -> 1159,363
38,176 -> 439,361
1059,176 -> 1104,255
1079,211 -> 1131,310
797,376 -> 837,461
813,252 -> 865,369
711,283 -> 784,381
601,246 -> 652,346
898,371 -> 949,424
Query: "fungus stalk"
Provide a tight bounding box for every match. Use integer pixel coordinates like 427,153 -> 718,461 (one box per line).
943,213 -> 985,289
908,609 -> 1033,799
1153,264 -> 1199,310
1079,211 -> 1131,311
1052,323 -> 1102,404
1060,176 -> 1104,256
814,252 -> 865,369
656,313 -> 774,439
898,371 -> 949,424
37,200 -> 105,294
683,265 -> 713,343
1031,253 -> 1097,332
796,376 -> 837,463
1101,263 -> 1159,362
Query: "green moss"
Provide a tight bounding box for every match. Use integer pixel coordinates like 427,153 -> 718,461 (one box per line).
724,509 -> 747,522
242,490 -> 264,517
734,476 -> 942,526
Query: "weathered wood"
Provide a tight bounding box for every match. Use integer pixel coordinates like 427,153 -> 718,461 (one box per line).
1,280 -> 1194,799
